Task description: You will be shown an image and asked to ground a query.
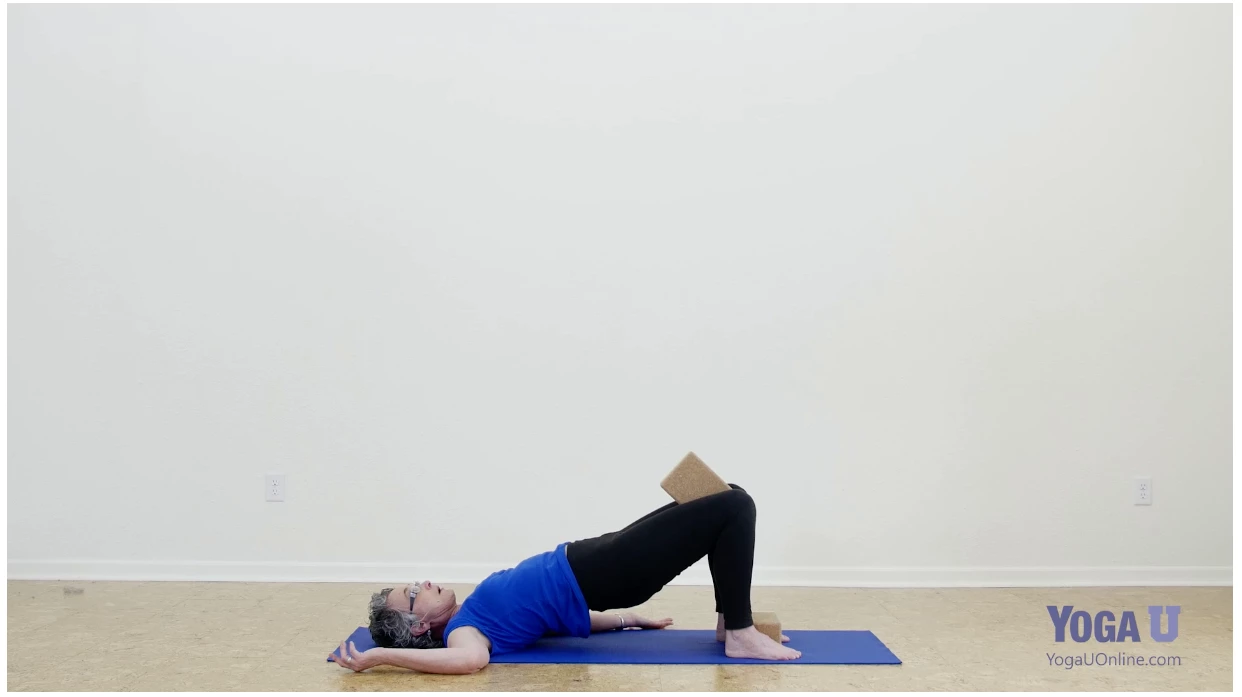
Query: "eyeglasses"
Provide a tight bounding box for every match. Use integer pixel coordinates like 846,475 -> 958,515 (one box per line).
382,584 -> 420,613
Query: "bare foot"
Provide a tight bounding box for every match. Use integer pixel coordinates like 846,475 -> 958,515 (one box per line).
717,614 -> 790,643
724,626 -> 802,660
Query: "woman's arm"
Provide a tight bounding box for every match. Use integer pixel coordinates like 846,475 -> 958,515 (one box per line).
589,611 -> 674,633
332,637 -> 489,675
374,646 -> 486,675
590,610 -> 628,632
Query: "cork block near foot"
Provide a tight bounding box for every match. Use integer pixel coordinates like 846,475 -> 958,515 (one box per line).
660,452 -> 732,504
753,611 -> 782,643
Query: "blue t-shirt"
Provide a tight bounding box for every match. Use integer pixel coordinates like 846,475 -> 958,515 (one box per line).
442,542 -> 591,655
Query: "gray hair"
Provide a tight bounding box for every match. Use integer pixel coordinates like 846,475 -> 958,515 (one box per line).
368,589 -> 445,649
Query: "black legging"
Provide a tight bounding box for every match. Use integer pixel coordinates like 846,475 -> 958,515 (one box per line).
565,484 -> 756,630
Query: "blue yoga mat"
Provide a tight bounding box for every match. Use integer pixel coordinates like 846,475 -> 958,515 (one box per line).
329,626 -> 901,665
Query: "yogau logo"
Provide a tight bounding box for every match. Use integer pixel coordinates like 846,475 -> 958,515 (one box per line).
1047,606 -> 1180,643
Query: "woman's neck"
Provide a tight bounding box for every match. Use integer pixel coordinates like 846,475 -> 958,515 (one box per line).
433,604 -> 463,639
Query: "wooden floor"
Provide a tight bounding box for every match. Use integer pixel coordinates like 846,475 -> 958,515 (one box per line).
7,581 -> 1232,691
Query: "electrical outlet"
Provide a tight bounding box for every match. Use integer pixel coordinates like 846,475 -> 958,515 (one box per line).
1134,477 -> 1152,505
266,474 -> 286,502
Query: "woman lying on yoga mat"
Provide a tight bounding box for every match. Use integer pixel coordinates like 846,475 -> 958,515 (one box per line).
331,483 -> 800,674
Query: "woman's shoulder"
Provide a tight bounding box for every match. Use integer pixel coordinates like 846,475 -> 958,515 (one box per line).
444,623 -> 493,654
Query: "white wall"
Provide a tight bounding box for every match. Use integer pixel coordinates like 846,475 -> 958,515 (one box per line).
9,4 -> 1231,586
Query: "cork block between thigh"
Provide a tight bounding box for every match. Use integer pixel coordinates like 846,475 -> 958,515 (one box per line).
752,611 -> 781,642
660,452 -> 732,503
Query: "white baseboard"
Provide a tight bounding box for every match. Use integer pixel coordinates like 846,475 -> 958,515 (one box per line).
7,560 -> 1232,587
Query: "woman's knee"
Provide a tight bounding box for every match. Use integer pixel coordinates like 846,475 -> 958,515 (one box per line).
721,486 -> 756,516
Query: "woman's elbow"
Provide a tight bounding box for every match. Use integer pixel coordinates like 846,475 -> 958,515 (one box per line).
461,651 -> 490,674
463,659 -> 489,674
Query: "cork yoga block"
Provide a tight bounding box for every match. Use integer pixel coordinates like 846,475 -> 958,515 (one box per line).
752,611 -> 782,642
660,452 -> 732,504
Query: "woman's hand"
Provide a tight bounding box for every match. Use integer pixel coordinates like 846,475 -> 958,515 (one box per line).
623,612 -> 674,630
330,640 -> 383,672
